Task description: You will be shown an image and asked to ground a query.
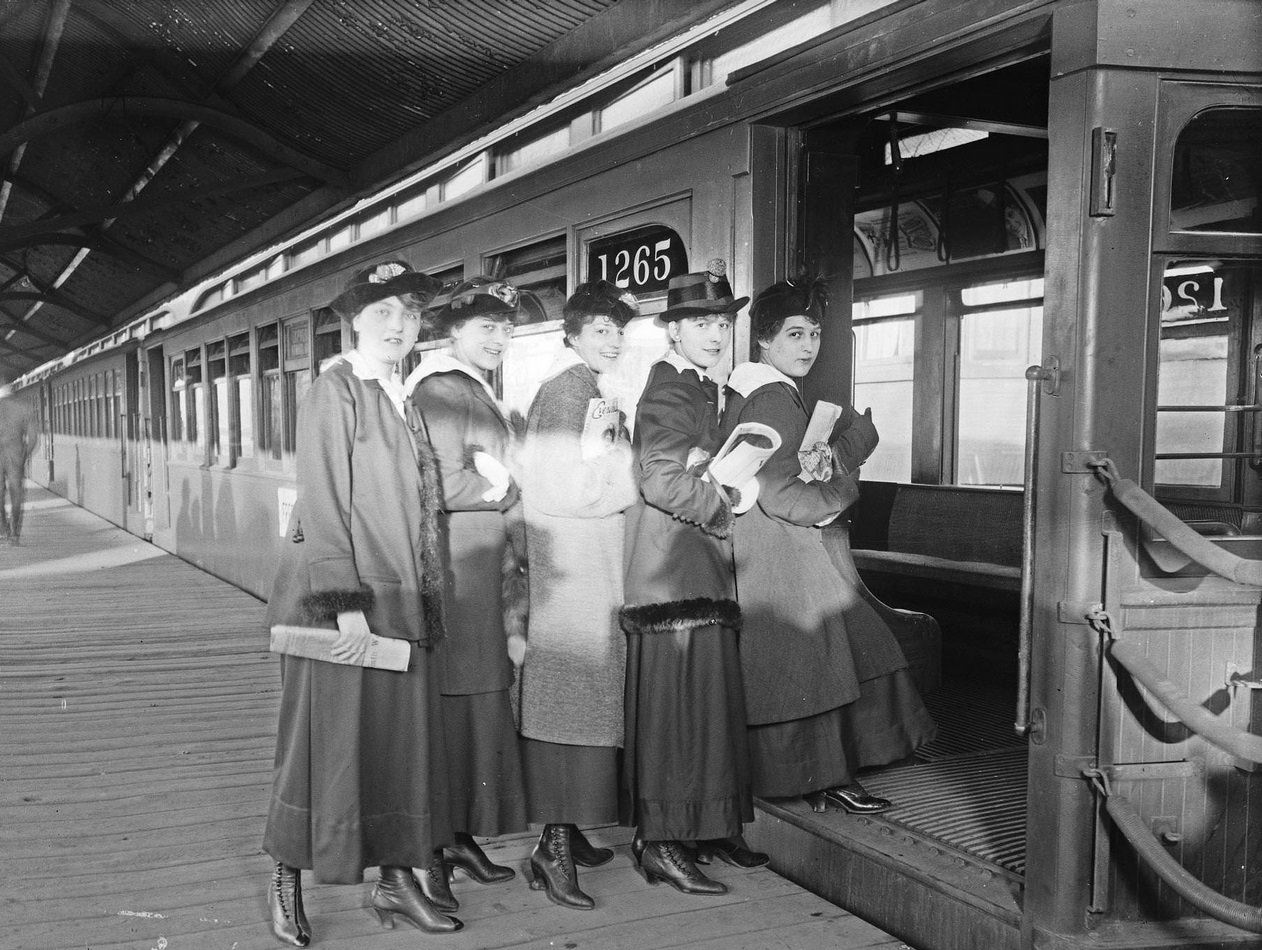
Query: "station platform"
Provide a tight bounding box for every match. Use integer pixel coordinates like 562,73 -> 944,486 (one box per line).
0,484 -> 911,950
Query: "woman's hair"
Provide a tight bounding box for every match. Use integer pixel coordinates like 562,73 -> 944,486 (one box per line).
750,275 -> 829,343
562,280 -> 639,346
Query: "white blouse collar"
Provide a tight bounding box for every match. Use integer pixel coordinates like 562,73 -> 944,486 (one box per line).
663,349 -> 713,382
403,349 -> 505,418
726,360 -> 797,398
341,349 -> 408,420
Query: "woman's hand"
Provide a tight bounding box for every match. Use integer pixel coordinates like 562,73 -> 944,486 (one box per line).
331,610 -> 375,664
472,450 -> 512,502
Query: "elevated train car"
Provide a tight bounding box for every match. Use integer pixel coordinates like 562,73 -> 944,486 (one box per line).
15,1 -> 1262,948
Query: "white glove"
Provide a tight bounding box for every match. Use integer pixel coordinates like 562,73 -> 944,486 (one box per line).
473,450 -> 511,503
331,610 -> 375,664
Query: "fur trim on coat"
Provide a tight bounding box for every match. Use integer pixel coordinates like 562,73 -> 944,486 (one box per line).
299,585 -> 375,622
699,495 -> 736,539
620,597 -> 741,635
415,435 -> 447,644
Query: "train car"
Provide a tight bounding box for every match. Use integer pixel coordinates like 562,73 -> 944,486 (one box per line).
13,1 -> 1262,948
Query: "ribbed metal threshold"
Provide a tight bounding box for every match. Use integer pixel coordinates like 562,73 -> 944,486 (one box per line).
862,746 -> 1029,875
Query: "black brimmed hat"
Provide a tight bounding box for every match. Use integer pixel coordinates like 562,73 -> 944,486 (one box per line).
426,275 -> 546,328
659,259 -> 749,321
563,280 -> 640,333
750,275 -> 829,339
329,260 -> 444,322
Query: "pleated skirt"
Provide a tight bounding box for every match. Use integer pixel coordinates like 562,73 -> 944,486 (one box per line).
522,738 -> 620,825
747,667 -> 937,798
622,623 -> 753,841
442,689 -> 529,836
263,649 -> 452,884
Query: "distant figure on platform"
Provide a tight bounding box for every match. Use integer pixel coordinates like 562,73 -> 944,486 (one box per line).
0,390 -> 38,545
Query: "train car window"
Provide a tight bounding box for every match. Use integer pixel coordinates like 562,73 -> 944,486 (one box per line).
395,185 -> 428,224
853,293 -> 919,482
282,318 -> 311,455
1153,260 -> 1249,498
228,332 -> 252,462
955,278 -> 1044,486
596,66 -> 677,135
312,308 -> 342,374
487,236 -> 568,411
358,207 -> 392,240
1170,109 -> 1261,234
288,237 -> 322,271
105,370 -> 115,439
689,0 -> 831,90
441,156 -> 487,202
328,224 -> 353,252
185,348 -> 203,450
194,284 -> 224,313
208,340 -> 227,464
257,323 -> 282,461
494,124 -> 570,178
170,357 -> 185,443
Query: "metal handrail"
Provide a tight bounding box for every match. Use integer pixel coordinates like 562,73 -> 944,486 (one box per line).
1014,363 -> 1052,737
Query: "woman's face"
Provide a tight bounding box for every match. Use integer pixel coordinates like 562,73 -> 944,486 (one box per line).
351,296 -> 422,369
569,314 -> 625,375
450,315 -> 514,373
669,313 -> 732,371
759,314 -> 821,378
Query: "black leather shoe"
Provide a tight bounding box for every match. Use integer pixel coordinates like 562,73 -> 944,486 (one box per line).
569,825 -> 614,867
820,784 -> 893,814
528,824 -> 595,910
631,831 -> 647,865
446,831 -> 515,884
268,862 -> 311,947
413,852 -> 458,913
640,840 -> 727,895
371,866 -> 463,933
694,836 -> 770,869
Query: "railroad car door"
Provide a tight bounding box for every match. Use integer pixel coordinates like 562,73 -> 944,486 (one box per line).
143,345 -> 171,546
1025,2 -> 1262,947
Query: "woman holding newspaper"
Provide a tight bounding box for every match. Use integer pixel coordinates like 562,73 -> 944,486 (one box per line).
406,276 -> 534,910
262,261 -> 460,945
517,281 -> 640,910
719,277 -> 936,816
620,260 -> 765,897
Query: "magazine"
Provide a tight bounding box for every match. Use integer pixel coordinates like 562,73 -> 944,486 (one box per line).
580,397 -> 621,460
269,611 -> 410,671
707,421 -> 782,491
797,400 -> 844,482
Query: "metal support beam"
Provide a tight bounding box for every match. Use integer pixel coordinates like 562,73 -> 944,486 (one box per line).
0,233 -> 180,282
0,291 -> 111,327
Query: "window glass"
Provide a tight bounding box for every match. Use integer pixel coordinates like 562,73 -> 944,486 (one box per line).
853,292 -> 918,482
496,124 -> 570,176
185,348 -> 202,445
442,156 -> 486,201
1170,108 -> 1262,233
701,4 -> 831,86
313,308 -> 343,372
486,236 -> 567,328
598,68 -> 675,133
258,324 -> 281,460
170,357 -> 185,442
208,340 -> 227,461
228,333 -> 252,462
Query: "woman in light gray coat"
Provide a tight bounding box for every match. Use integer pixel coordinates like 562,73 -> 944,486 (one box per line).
518,281 -> 639,910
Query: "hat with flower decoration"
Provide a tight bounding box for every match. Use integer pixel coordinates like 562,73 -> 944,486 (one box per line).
658,258 -> 749,320
328,259 -> 445,322
563,280 -> 640,332
426,274 -> 547,328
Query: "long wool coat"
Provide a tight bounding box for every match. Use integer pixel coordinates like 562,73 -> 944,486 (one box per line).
518,357 -> 638,747
263,357 -> 451,884
721,373 -> 910,725
410,363 -> 518,696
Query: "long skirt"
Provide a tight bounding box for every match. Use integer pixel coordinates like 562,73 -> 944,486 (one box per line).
442,689 -> 528,836
263,649 -> 452,884
748,668 -> 937,798
523,738 -> 619,825
622,623 -> 753,841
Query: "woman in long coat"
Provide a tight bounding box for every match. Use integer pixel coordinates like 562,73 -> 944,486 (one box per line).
621,261 -> 761,897
719,278 -> 936,814
518,281 -> 640,909
406,276 -> 530,909
263,260 -> 460,945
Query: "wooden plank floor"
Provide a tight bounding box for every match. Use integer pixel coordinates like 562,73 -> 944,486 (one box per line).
0,484 -> 910,950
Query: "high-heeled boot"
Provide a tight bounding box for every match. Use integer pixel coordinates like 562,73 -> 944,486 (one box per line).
640,840 -> 727,895
268,862 -> 311,947
371,866 -> 463,933
569,825 -> 614,867
446,831 -> 515,883
528,824 -> 595,910
413,850 -> 459,912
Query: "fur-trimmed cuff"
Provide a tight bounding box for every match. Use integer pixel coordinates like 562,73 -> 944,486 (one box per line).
699,496 -> 735,539
299,586 -> 375,622
621,598 -> 741,635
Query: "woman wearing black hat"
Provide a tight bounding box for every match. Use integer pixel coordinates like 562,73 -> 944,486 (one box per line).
517,281 -> 640,909
262,261 -> 460,945
719,277 -> 936,816
620,260 -> 762,897
405,276 -> 532,909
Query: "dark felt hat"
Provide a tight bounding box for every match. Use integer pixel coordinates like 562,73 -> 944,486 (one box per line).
659,258 -> 749,321
563,280 -> 640,335
329,260 -> 445,322
426,275 -> 546,328
750,275 -> 829,339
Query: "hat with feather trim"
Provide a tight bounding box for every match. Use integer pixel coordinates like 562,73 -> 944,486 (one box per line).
750,274 -> 830,340
563,280 -> 640,335
329,260 -> 444,323
426,275 -> 547,328
658,258 -> 749,321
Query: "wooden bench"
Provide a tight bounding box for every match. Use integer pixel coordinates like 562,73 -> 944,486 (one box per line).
844,482 -> 1023,592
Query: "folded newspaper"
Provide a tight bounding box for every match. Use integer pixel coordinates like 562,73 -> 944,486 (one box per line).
707,421 -> 782,490
797,400 -> 843,483
270,610 -> 410,671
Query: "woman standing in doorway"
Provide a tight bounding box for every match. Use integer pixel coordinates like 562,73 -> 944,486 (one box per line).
407,276 -> 532,911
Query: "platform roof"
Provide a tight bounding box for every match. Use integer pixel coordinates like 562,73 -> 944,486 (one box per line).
0,0 -> 739,379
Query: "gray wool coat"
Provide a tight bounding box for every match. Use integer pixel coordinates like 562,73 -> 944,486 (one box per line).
518,358 -> 638,747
